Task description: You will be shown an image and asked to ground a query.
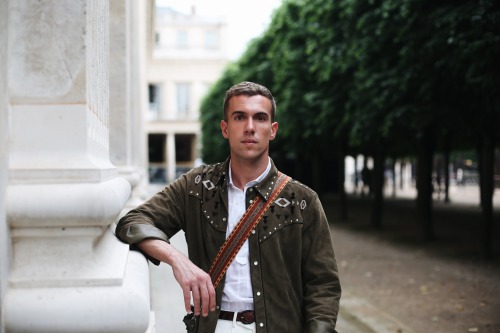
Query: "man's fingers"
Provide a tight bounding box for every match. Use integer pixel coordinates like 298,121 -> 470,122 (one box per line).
182,287 -> 192,313
208,281 -> 216,312
192,285 -> 201,316
199,281 -> 210,317
189,276 -> 215,317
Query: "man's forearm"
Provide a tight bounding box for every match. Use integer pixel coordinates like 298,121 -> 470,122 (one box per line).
136,238 -> 179,265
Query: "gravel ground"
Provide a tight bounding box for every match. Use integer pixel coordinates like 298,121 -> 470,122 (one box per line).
327,194 -> 500,333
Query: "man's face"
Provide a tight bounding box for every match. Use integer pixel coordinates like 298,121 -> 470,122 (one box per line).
220,95 -> 278,163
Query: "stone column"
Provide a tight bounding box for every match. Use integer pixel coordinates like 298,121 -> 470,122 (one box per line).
109,0 -> 148,213
0,2 -> 11,333
167,131 -> 177,182
4,1 -> 150,332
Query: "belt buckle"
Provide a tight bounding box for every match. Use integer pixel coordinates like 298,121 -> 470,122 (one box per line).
239,310 -> 255,325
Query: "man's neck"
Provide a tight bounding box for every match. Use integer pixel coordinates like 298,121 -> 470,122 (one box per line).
229,156 -> 269,190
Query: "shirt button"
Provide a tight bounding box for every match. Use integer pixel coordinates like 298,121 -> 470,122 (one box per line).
249,199 -> 253,203
260,323 -> 264,327
256,291 -> 261,296
249,188 -> 253,192
254,261 -> 258,266
251,230 -> 256,234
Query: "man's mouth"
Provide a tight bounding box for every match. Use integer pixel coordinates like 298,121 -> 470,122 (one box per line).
241,139 -> 257,146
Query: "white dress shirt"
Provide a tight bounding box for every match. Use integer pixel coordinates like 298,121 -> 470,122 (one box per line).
221,158 -> 272,312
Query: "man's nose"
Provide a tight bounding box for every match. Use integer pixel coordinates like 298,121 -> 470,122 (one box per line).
244,118 -> 255,132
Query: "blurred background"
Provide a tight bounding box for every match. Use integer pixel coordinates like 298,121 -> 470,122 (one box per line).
1,0 -> 498,332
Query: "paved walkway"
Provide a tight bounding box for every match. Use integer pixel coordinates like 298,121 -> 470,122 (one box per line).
146,183 -> 499,332
327,185 -> 500,333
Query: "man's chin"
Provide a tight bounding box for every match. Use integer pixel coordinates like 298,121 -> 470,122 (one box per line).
232,151 -> 267,162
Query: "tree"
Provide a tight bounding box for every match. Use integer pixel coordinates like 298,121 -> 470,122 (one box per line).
200,0 -> 500,255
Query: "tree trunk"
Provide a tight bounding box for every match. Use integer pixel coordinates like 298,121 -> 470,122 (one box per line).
371,149 -> 385,229
354,155 -> 360,193
294,156 -> 303,183
478,134 -> 495,259
399,160 -> 405,190
416,129 -> 435,241
443,139 -> 451,203
312,149 -> 321,195
337,142 -> 348,221
361,157 -> 369,196
391,159 -> 397,198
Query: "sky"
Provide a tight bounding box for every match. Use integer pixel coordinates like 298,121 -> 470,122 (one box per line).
156,0 -> 283,60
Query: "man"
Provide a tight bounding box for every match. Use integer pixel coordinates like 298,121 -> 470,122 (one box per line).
116,81 -> 341,333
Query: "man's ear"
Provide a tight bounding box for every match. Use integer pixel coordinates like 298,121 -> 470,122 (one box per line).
270,122 -> 278,140
221,120 -> 229,139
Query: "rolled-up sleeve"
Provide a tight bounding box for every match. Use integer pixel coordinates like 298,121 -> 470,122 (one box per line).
115,175 -> 188,264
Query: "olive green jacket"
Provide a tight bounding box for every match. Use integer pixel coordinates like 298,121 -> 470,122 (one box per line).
115,159 -> 341,333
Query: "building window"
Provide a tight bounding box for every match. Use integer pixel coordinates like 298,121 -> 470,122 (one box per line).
148,84 -> 160,120
176,134 -> 195,163
176,83 -> 191,118
204,30 -> 218,49
176,30 -> 188,49
154,31 -> 160,45
148,133 -> 167,183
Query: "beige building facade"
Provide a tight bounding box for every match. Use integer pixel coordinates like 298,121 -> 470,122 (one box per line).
146,6 -> 229,183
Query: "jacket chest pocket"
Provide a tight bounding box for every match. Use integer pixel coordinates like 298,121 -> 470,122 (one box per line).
258,197 -> 306,243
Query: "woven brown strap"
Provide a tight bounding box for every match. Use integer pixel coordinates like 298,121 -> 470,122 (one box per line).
209,172 -> 291,288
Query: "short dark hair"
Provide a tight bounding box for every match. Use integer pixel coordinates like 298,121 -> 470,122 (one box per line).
223,81 -> 276,122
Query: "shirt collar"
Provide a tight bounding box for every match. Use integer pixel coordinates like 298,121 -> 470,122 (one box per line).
228,157 -> 272,190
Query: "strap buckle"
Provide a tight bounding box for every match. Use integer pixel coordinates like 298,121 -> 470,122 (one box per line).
238,310 -> 255,324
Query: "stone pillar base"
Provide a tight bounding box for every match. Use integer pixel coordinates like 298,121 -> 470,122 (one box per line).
5,178 -> 151,332
4,251 -> 150,333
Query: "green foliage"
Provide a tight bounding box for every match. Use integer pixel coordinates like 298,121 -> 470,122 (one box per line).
200,0 -> 500,164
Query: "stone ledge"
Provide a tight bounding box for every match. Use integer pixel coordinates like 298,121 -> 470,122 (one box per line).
4,251 -> 151,333
9,226 -> 129,288
7,177 -> 131,228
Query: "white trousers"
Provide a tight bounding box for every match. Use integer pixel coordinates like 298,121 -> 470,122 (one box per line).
214,315 -> 256,333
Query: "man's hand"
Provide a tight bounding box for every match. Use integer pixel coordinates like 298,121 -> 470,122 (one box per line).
137,239 -> 216,317
169,247 -> 216,316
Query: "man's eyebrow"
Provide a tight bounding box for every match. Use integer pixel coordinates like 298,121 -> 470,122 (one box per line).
229,111 -> 245,116
229,110 -> 270,117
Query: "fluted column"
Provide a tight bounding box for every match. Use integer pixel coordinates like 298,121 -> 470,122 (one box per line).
109,0 -> 149,213
0,2 -> 10,333
3,1 -> 150,332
